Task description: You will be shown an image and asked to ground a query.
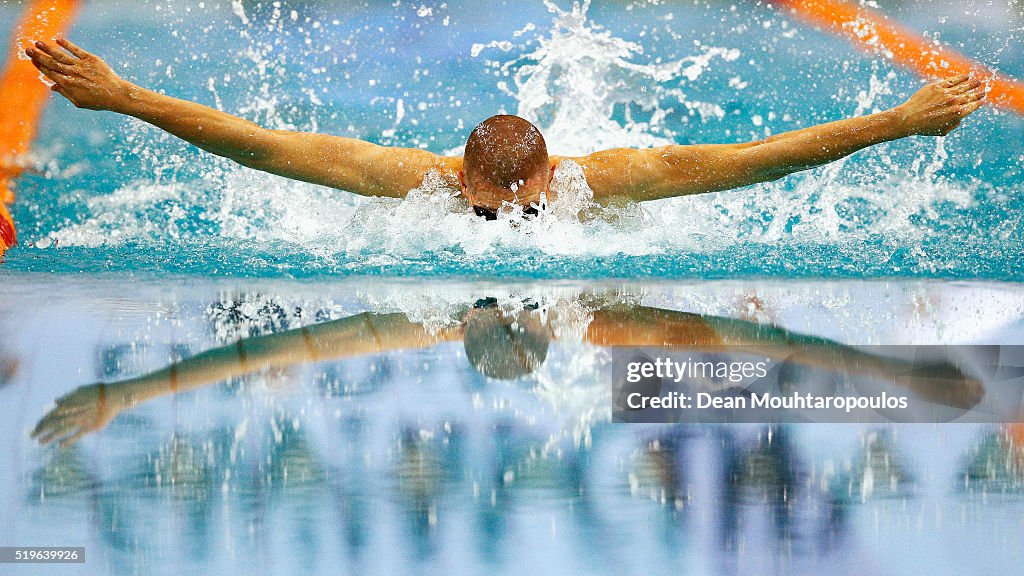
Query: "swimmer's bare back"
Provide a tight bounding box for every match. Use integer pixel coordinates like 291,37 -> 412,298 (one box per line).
26,37 -> 986,208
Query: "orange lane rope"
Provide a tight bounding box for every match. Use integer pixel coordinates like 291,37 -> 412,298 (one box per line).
0,0 -> 81,256
775,0 -> 1024,116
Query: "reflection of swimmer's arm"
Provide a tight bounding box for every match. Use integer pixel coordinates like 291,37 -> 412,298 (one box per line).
33,312 -> 460,445
588,306 -> 876,365
111,313 -> 451,407
588,306 -> 983,408
25,39 -> 462,198
568,75 -> 985,202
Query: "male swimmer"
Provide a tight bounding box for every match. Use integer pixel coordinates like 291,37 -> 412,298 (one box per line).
25,37 -> 986,219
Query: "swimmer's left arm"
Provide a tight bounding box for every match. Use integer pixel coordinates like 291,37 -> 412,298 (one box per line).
575,74 -> 986,202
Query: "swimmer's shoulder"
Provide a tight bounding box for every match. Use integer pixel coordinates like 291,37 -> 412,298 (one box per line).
549,155 -> 573,170
434,154 -> 463,173
550,149 -> 670,202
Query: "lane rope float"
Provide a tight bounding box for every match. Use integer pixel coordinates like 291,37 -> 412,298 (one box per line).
0,0 -> 81,255
776,0 -> 1024,115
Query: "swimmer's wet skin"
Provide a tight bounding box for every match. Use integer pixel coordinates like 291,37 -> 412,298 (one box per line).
25,37 -> 986,219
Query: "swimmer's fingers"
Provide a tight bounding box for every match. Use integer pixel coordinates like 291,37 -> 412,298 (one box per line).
938,103 -> 983,135
960,99 -> 985,117
27,57 -> 69,87
55,37 -> 93,60
30,416 -> 54,440
34,426 -> 67,446
957,90 -> 986,105
38,423 -> 83,447
944,92 -> 985,129
33,411 -> 94,446
28,59 -> 68,87
949,78 -> 983,96
32,39 -> 77,64
31,411 -> 75,444
58,428 -> 89,448
25,46 -> 72,77
942,73 -> 970,88
33,422 -> 68,445
32,405 -> 74,433
31,408 -> 75,439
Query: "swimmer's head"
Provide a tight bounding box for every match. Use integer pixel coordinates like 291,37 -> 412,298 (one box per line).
459,115 -> 553,215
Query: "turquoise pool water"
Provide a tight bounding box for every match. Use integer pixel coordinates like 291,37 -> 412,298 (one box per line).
1,0 -> 1022,279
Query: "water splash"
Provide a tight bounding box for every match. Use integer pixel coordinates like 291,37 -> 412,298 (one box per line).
475,0 -> 736,155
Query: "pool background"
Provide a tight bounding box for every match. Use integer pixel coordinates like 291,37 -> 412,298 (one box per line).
0,0 -> 1022,279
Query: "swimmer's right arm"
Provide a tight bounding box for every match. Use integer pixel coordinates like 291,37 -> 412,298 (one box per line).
26,38 -> 460,198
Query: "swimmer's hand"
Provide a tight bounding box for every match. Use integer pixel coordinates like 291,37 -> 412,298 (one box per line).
31,382 -> 123,447
24,37 -> 130,111
893,74 -> 986,137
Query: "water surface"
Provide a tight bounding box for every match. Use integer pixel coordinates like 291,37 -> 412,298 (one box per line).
1,276 -> 1023,575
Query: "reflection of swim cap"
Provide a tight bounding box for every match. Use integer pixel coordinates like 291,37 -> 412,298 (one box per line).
463,299 -> 549,380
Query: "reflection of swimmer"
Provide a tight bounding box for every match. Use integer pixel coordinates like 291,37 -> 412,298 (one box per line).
25,38 -> 985,220
0,352 -> 18,389
32,296 -> 983,446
